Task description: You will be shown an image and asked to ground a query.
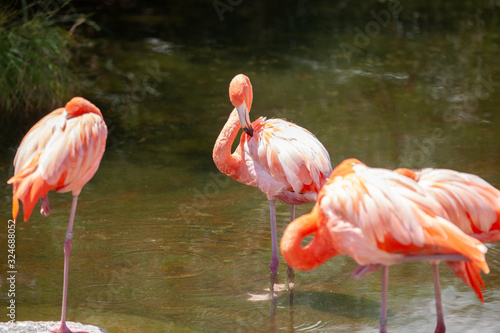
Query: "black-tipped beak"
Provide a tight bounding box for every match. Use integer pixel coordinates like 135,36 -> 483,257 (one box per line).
236,102 -> 254,137
243,126 -> 254,137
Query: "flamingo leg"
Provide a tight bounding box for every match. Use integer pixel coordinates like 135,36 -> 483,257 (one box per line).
287,204 -> 295,291
431,261 -> 446,333
380,265 -> 389,333
269,200 -> 279,274
50,195 -> 87,333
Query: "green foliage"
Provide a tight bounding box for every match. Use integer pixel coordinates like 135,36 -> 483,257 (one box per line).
0,2 -> 94,121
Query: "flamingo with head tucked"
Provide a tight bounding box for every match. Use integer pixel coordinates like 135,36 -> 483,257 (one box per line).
8,97 -> 107,333
213,74 -> 332,279
281,158 -> 489,333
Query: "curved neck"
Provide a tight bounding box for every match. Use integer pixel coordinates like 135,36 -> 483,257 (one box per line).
213,109 -> 246,180
281,208 -> 337,271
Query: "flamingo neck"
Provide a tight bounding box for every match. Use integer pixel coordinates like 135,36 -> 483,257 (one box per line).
65,97 -> 103,118
213,109 -> 246,181
281,208 -> 337,271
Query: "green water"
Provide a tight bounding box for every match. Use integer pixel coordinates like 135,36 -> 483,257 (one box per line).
1,2 -> 500,332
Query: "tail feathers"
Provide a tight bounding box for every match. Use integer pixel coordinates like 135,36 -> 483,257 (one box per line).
424,216 -> 489,273
446,261 -> 486,303
11,197 -> 19,224
7,166 -> 52,223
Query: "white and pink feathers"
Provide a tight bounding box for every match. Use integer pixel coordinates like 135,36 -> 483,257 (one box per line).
239,117 -> 332,204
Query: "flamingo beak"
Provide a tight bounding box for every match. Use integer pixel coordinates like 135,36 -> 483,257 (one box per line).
236,102 -> 253,137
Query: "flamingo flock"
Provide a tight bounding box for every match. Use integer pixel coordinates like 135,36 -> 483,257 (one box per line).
7,74 -> 500,332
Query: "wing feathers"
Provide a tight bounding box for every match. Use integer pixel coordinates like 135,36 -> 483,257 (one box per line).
7,105 -> 107,222
320,163 -> 488,272
417,168 -> 500,234
246,118 -> 332,198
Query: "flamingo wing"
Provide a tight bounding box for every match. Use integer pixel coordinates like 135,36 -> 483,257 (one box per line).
12,108 -> 66,174
417,168 -> 500,235
39,111 -> 107,193
244,118 -> 332,198
8,109 -> 107,221
318,162 -> 488,269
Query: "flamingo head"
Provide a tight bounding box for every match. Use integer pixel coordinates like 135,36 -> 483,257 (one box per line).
65,97 -> 102,117
229,74 -> 254,137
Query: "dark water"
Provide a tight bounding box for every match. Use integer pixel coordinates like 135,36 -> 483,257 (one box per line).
1,2 -> 500,332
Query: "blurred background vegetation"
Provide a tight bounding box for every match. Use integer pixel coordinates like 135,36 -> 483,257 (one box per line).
0,1 -> 100,128
1,0 -> 499,131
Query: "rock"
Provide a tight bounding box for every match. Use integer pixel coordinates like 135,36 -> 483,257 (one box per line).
0,321 -> 108,333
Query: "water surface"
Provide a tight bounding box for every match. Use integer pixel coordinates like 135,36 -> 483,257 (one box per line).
1,2 -> 500,332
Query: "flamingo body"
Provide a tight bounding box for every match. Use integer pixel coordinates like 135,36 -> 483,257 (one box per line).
281,158 -> 490,332
8,97 -> 107,222
282,158 -> 488,271
233,116 -> 331,204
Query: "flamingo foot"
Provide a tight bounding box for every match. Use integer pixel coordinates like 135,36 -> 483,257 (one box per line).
40,196 -> 50,217
49,322 -> 88,333
248,273 -> 285,302
351,265 -> 381,279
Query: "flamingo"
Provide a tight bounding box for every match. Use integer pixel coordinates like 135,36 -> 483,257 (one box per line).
280,158 -> 489,333
213,74 -> 332,280
393,166 -> 500,331
7,97 -> 108,333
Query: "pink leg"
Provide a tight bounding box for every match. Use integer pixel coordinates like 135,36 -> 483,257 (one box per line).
287,205 -> 295,291
50,195 -> 87,333
431,262 -> 446,333
269,200 -> 279,274
380,265 -> 388,333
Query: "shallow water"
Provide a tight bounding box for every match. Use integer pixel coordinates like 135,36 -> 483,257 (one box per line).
2,2 -> 500,332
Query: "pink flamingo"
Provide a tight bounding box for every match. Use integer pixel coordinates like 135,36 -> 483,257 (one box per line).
281,158 -> 489,333
8,97 -> 107,333
213,74 -> 332,277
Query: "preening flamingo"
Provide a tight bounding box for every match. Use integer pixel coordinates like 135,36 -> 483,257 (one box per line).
213,74 -> 332,278
8,97 -> 107,333
281,158 -> 489,333
394,166 -> 500,331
